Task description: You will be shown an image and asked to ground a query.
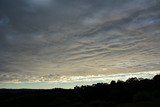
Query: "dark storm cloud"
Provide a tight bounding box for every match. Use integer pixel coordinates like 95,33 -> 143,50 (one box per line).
0,0 -> 160,83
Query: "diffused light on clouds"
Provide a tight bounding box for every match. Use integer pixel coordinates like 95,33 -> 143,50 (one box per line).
47,70 -> 160,83
1,70 -> 160,89
2,70 -> 160,84
0,0 -> 160,88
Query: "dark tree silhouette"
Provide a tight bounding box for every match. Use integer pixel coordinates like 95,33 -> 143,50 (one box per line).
0,75 -> 160,107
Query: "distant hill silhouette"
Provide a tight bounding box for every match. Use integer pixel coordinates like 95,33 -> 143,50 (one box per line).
0,75 -> 160,107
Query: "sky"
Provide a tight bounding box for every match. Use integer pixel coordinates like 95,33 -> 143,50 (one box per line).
0,0 -> 160,89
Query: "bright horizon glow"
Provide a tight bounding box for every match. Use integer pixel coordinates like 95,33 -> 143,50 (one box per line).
0,70 -> 160,89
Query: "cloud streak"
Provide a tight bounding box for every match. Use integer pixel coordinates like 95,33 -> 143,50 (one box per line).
0,0 -> 160,87
0,71 -> 160,89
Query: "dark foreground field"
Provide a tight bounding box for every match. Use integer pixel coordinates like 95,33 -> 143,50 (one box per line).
0,75 -> 160,107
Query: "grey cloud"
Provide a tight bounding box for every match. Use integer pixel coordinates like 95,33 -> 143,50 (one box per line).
0,0 -> 160,83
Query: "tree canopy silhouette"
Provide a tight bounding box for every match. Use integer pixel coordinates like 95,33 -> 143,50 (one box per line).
0,75 -> 160,107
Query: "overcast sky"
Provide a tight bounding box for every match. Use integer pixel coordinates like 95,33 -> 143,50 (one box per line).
0,0 -> 160,88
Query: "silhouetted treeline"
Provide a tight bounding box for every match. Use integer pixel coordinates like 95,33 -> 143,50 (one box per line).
0,75 -> 160,107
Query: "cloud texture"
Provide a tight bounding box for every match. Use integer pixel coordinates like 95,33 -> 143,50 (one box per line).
0,0 -> 160,87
